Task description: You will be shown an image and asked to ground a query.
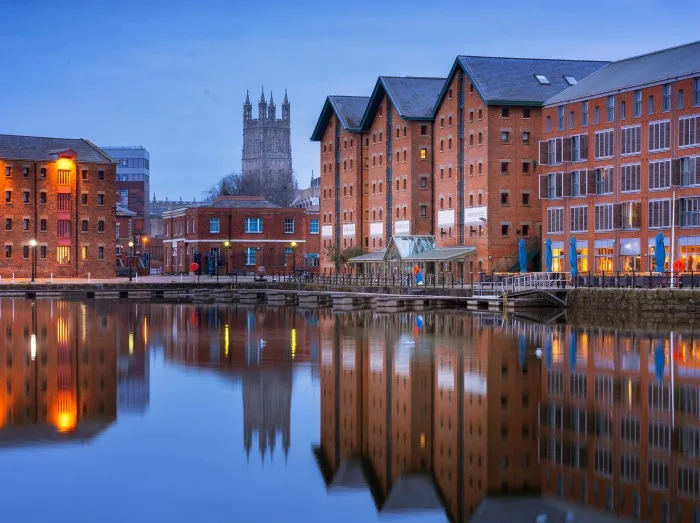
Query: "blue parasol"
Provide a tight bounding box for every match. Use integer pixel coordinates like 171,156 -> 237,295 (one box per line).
569,331 -> 577,371
518,334 -> 527,369
545,333 -> 553,369
654,233 -> 666,274
545,238 -> 553,273
569,236 -> 578,278
518,238 -> 528,273
654,341 -> 665,382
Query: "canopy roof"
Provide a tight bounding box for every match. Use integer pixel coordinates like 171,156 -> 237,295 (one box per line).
348,237 -> 476,264
405,246 -> 476,262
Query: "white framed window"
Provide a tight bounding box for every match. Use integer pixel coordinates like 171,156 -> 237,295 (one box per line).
648,199 -> 671,229
662,84 -> 671,112
595,167 -> 614,195
621,417 -> 641,443
581,101 -> 588,126
310,218 -> 319,234
547,207 -> 564,234
695,77 -> 700,106
570,206 -> 588,232
679,197 -> 700,227
621,201 -> 641,230
621,163 -> 641,192
244,217 -> 263,233
558,106 -> 565,130
284,218 -> 294,234
677,465 -> 699,497
594,130 -> 614,159
679,115 -> 700,148
606,95 -> 615,122
621,125 -> 641,156
620,454 -> 640,483
594,204 -> 614,231
649,160 -> 671,190
634,90 -> 642,117
570,170 -> 586,197
570,373 -> 587,398
570,134 -> 588,162
209,217 -> 220,233
594,448 -> 613,477
648,460 -> 669,490
648,421 -> 672,450
244,247 -> 257,266
649,120 -> 670,152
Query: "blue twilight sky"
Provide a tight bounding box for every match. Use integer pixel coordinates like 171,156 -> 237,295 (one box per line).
1,0 -> 698,200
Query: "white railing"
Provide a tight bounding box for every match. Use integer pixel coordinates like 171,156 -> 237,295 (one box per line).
475,272 -> 570,296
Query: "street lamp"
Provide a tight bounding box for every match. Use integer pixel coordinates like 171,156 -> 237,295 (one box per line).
224,241 -> 231,274
290,241 -> 298,273
29,239 -> 37,283
128,241 -> 134,282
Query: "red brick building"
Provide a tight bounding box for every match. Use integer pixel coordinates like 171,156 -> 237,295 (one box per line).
162,196 -> 319,274
0,135 -> 117,278
540,41 -> 700,274
432,57 -> 607,274
311,96 -> 369,272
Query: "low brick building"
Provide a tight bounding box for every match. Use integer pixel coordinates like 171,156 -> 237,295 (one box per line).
162,196 -> 320,274
0,135 -> 117,278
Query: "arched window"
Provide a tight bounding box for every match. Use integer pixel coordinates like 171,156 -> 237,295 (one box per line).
373,210 -> 376,220
440,197 -> 444,209
396,179 -> 400,191
403,179 -> 407,190
396,207 -> 400,218
403,150 -> 407,161
379,132 -> 383,142
403,206 -> 407,218
349,186 -> 353,197
396,151 -> 400,163
403,126 -> 407,137
349,159 -> 353,169
379,209 -> 383,220
379,182 -> 382,193
396,128 -> 400,139
440,140 -> 444,152
343,160 -> 346,171
379,155 -> 383,166
373,134 -> 376,144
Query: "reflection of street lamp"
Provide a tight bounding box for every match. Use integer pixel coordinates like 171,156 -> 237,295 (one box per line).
224,241 -> 231,274
290,241 -> 297,272
143,236 -> 149,270
128,241 -> 134,282
29,239 -> 37,282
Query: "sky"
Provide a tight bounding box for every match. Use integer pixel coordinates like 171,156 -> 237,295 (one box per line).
1,0 -> 698,201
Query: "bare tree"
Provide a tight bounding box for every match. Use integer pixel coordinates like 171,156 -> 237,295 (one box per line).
204,169 -> 298,207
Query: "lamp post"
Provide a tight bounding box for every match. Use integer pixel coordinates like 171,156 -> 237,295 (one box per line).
224,241 -> 231,274
128,241 -> 134,282
290,241 -> 297,273
29,239 -> 37,283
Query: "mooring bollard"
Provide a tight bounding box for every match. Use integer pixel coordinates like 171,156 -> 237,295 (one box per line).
180,274 -> 183,283
88,272 -> 91,284
50,273 -> 53,284
12,273 -> 15,284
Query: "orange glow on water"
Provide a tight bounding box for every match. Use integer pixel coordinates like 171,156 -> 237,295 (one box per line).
56,412 -> 77,433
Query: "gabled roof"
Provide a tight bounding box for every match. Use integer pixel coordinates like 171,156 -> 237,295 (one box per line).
360,76 -> 446,129
310,95 -> 369,141
546,40 -> 700,106
434,56 -> 608,111
0,134 -> 115,163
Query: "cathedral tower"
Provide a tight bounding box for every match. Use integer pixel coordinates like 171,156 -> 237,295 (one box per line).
242,87 -> 293,187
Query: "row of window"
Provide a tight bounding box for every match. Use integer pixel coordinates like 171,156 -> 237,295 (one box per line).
547,197 -> 700,233
167,217 -> 318,236
0,245 -> 106,262
4,166 -> 107,181
548,78 -> 700,132
3,218 -> 106,234
542,157 -> 700,199
2,190 -> 106,206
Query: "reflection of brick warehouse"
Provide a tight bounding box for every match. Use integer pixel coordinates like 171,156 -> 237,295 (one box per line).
116,307 -> 150,414
314,311 -> 543,521
540,326 -> 700,523
0,300 -> 117,444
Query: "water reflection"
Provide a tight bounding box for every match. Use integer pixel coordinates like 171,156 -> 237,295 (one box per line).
316,311 -> 700,523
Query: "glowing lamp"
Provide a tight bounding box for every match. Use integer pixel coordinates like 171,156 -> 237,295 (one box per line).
56,158 -> 73,170
57,412 -> 77,433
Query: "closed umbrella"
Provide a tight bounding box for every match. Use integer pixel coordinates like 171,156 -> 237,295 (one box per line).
655,233 -> 666,274
545,238 -> 553,273
518,334 -> 527,369
569,236 -> 578,278
518,239 -> 528,273
569,330 -> 577,371
545,333 -> 553,369
654,340 -> 665,382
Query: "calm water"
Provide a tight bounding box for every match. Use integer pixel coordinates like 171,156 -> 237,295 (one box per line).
0,300 -> 697,523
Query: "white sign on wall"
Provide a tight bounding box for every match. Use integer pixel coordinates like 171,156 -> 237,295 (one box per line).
438,209 -> 455,226
369,222 -> 383,236
394,220 -> 410,235
343,344 -> 356,370
464,206 -> 487,225
322,348 -> 333,368
342,223 -> 356,237
321,225 -> 333,238
438,368 -> 455,391
464,372 -> 487,395
370,342 -> 384,372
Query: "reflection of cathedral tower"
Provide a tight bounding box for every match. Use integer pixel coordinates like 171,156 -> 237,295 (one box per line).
242,368 -> 292,463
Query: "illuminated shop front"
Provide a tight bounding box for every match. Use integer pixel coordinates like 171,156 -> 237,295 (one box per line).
594,239 -> 614,272
679,235 -> 700,272
647,236 -> 670,272
573,239 -> 588,272
619,238 -> 641,272
551,241 -> 564,272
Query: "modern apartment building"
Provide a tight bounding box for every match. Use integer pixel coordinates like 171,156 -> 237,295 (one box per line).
0,135 -> 117,278
539,41 -> 700,274
102,146 -> 150,236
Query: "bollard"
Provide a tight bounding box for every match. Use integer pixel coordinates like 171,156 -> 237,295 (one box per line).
135,272 -> 138,282
50,273 -> 53,284
88,272 -> 91,284
180,274 -> 183,283
12,273 -> 15,284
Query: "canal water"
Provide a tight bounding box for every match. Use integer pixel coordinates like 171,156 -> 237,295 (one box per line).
0,300 -> 696,523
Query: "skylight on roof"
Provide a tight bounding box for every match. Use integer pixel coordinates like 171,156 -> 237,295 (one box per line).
564,75 -> 577,85
535,74 -> 550,85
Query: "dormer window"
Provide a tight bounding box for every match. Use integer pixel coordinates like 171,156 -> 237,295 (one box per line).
535,74 -> 550,85
564,75 -> 577,85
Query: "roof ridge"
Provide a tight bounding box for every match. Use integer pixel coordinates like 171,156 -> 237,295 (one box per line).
380,75 -> 447,80
80,138 -> 114,162
329,95 -> 371,99
605,39 -> 700,65
458,55 -> 609,63
0,133 -> 88,141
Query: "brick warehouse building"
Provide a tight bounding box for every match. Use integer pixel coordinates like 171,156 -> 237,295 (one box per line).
0,135 -> 117,278
162,196 -> 319,274
311,95 -> 369,273
539,41 -> 700,275
312,59 -> 607,277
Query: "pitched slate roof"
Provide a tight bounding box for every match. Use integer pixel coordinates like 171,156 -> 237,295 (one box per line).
210,196 -> 280,209
360,76 -> 446,129
434,56 -> 608,111
310,95 -> 369,141
0,134 -> 114,163
546,40 -> 700,106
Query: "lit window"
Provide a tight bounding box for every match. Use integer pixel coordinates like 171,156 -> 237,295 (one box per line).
81,246 -> 88,260
57,246 -> 70,265
419,148 -> 427,159
535,74 -> 550,85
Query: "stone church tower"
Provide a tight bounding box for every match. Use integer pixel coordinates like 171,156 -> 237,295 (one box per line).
242,88 -> 292,184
